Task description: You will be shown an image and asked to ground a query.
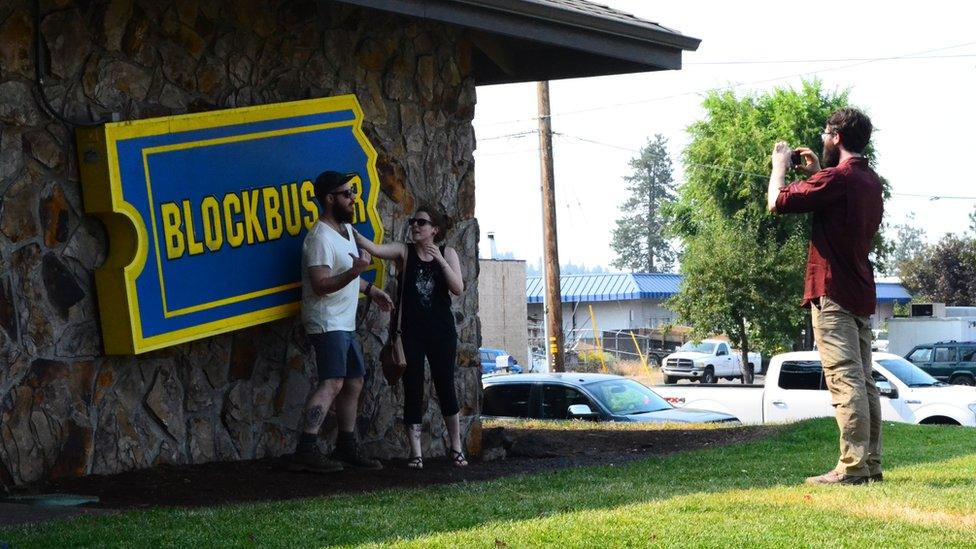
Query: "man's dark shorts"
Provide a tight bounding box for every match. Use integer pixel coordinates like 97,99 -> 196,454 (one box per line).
308,331 -> 366,379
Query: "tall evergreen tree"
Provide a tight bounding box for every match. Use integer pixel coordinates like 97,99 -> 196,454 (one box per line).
610,134 -> 677,273
886,212 -> 927,276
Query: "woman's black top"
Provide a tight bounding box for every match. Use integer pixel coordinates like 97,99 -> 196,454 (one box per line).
401,244 -> 456,336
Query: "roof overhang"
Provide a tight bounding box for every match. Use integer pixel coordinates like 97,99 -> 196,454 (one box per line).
334,0 -> 701,85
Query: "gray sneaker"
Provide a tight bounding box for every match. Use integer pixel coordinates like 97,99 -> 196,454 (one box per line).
288,448 -> 344,473
334,443 -> 383,470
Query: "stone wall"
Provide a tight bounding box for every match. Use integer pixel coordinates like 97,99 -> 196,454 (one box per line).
0,0 -> 480,486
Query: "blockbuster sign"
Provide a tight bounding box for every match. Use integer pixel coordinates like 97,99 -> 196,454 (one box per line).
76,96 -> 385,354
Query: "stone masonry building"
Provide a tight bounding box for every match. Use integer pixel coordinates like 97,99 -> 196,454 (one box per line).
0,0 -> 699,485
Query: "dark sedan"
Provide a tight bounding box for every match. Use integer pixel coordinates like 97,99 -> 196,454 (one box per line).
482,373 -> 738,424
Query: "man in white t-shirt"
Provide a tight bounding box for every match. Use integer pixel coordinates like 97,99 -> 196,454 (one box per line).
289,171 -> 393,473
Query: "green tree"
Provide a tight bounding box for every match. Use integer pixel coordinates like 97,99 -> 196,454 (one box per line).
611,134 -> 677,272
667,80 -> 886,383
900,234 -> 976,304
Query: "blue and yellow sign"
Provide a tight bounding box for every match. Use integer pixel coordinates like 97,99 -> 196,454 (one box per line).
76,95 -> 385,354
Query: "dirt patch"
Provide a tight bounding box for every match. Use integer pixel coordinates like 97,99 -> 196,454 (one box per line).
2,425 -> 776,526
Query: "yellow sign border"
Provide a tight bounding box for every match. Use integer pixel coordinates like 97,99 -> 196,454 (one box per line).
76,95 -> 385,354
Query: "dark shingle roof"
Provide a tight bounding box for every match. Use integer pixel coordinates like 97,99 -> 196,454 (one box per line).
336,0 -> 700,83
529,0 -> 680,35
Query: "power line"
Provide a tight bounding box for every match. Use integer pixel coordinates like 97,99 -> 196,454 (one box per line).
890,193 -> 976,201
477,40 -> 976,127
477,130 -> 536,141
474,148 -> 540,157
551,132 -> 976,201
687,53 -> 976,65
553,132 -> 637,153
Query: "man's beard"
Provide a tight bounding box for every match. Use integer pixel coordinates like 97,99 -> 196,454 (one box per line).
334,203 -> 353,223
822,140 -> 840,168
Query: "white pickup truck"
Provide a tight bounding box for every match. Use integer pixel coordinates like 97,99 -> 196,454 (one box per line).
655,351 -> 976,426
661,339 -> 762,384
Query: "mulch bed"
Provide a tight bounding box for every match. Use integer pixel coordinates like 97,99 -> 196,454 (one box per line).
1,425 -> 775,527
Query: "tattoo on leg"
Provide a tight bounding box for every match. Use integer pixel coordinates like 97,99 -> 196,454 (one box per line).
304,405 -> 325,430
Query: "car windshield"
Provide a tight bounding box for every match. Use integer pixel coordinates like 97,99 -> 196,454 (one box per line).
586,379 -> 672,415
679,341 -> 716,354
877,357 -> 944,387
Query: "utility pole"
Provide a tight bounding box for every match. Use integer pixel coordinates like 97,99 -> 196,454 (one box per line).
537,81 -> 564,372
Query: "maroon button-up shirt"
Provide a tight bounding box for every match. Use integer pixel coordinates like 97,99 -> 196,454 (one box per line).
775,157 -> 883,317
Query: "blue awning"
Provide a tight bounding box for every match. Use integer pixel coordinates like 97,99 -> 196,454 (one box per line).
526,273 -> 681,303
876,282 -> 912,303
527,273 -> 911,304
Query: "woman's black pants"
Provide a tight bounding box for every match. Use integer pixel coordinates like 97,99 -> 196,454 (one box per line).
401,328 -> 459,425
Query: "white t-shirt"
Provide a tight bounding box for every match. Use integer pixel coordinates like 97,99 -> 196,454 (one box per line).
301,220 -> 360,333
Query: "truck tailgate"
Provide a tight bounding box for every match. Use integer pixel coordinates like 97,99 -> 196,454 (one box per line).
653,385 -> 765,424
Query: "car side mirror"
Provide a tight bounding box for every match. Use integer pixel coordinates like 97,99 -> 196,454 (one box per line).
567,404 -> 599,420
877,381 -> 898,399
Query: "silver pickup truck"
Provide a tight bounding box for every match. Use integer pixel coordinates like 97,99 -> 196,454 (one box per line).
655,351 -> 976,426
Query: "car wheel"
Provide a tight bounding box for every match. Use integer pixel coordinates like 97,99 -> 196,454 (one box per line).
664,375 -> 676,384
949,374 -> 975,386
702,367 -> 716,384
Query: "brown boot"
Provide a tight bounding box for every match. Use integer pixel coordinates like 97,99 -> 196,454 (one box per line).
287,447 -> 344,473
334,439 -> 383,470
804,469 -> 868,485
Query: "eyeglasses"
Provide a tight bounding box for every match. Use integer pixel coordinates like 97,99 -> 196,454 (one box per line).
408,218 -> 431,227
821,130 -> 837,140
330,189 -> 354,199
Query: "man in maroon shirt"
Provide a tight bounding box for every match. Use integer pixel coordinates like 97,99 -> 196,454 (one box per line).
767,108 -> 884,486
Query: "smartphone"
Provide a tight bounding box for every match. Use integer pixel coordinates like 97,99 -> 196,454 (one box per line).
790,150 -> 803,167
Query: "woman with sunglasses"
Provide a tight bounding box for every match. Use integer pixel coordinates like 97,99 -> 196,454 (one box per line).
354,206 -> 466,468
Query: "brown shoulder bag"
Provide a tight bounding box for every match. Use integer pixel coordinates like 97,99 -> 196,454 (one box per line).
380,258 -> 408,385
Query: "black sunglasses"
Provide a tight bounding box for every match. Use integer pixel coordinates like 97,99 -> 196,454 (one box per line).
407,218 -> 431,227
330,189 -> 354,199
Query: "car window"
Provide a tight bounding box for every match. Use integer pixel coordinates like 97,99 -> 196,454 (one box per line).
906,347 -> 932,363
778,360 -> 826,390
717,344 -> 729,356
483,384 -> 532,418
480,352 -> 490,362
541,385 -> 593,419
586,379 -> 671,415
933,346 -> 957,362
877,358 -> 941,387
679,341 -> 716,354
960,346 -> 976,362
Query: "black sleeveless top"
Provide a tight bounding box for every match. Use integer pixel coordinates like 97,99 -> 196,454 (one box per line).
401,244 -> 456,336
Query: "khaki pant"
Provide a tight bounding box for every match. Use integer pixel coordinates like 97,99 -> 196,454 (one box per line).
811,296 -> 882,477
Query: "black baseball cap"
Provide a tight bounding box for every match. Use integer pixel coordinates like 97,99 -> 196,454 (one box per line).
313,171 -> 358,196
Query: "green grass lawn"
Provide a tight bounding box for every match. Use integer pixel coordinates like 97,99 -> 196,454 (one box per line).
3,419 -> 974,547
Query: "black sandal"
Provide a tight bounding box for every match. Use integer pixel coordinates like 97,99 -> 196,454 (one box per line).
407,456 -> 424,469
449,449 -> 468,468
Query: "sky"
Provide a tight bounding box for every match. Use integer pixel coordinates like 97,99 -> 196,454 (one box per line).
472,0 -> 976,271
